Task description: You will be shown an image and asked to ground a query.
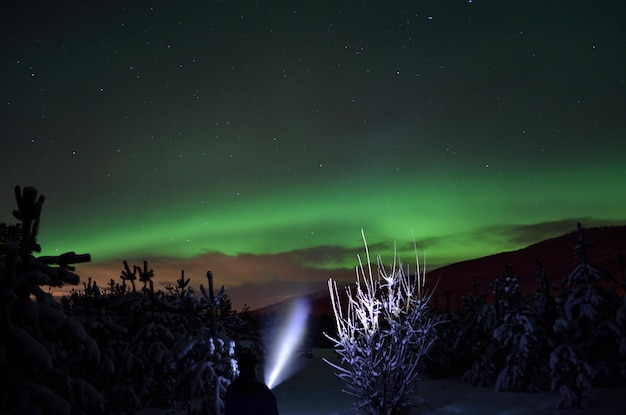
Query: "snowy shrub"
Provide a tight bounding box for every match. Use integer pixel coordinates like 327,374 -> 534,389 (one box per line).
325,231 -> 437,415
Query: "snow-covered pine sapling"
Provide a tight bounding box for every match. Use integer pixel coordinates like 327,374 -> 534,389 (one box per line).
1,186 -> 104,414
532,261 -> 559,321
612,297 -> 626,379
492,261 -> 557,392
177,269 -> 191,298
121,260 -> 138,293
550,223 -> 621,408
463,265 -> 519,388
427,276 -> 488,378
608,257 -> 626,380
13,185 -> 44,260
493,309 -> 554,392
137,260 -> 155,295
201,270 -> 227,338
83,276 -> 101,297
164,269 -> 192,301
325,230 -> 437,415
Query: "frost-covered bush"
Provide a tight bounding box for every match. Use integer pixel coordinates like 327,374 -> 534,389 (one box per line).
325,231 -> 437,415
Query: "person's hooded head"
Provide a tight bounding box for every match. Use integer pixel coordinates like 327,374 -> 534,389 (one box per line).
236,349 -> 260,379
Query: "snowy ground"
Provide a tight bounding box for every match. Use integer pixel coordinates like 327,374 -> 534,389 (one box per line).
271,349 -> 626,415
140,348 -> 625,415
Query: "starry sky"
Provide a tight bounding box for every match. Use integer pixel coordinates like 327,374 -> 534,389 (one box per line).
2,1 -> 625,310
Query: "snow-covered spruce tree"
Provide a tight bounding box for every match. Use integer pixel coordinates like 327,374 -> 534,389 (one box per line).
492,309 -> 554,392
424,278 -> 488,379
608,263 -> 626,380
609,294 -> 626,379
442,279 -> 489,378
492,262 -> 557,392
1,186 -> 104,414
325,231 -> 437,415
531,260 -> 559,320
462,265 -> 520,388
550,223 -> 621,409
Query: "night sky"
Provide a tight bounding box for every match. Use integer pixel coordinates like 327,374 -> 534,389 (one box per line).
2,1 -> 625,310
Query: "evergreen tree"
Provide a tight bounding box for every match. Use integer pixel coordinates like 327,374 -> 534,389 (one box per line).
1,186 -> 101,414
550,223 -> 621,408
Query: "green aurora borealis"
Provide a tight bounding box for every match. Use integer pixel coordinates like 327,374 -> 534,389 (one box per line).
39,162 -> 626,262
2,1 -> 625,309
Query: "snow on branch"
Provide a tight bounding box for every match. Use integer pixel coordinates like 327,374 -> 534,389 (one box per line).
324,229 -> 437,415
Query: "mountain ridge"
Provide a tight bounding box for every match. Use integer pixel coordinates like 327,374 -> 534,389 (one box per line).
252,225 -> 626,317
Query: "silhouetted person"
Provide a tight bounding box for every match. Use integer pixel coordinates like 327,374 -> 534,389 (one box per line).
225,350 -> 279,415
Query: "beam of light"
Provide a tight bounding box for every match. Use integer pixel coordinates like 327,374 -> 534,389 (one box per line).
264,298 -> 310,390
